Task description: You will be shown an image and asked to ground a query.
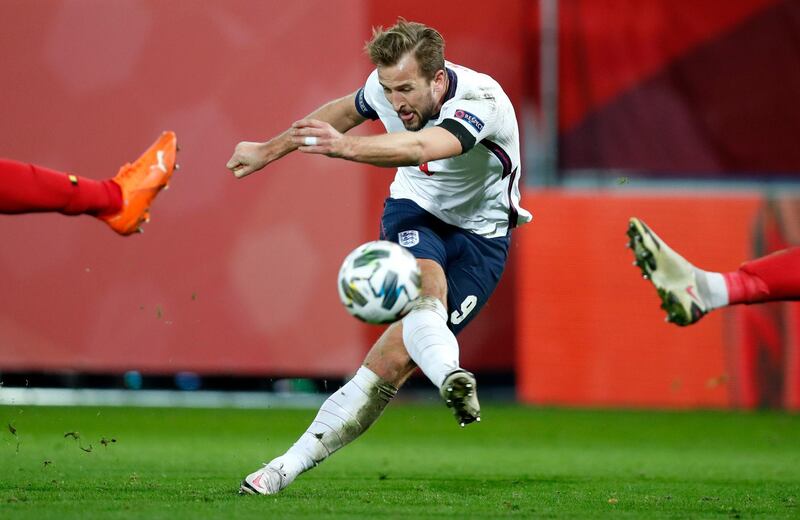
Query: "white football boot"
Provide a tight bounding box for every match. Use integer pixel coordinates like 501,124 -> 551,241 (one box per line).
440,369 -> 481,427
627,217 -> 708,326
239,459 -> 295,495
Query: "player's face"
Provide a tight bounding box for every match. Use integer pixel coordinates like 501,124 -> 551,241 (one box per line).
378,54 -> 447,131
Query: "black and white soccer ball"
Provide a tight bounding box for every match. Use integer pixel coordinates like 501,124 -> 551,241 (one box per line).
337,240 -> 421,324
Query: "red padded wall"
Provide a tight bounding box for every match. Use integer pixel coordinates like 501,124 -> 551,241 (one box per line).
0,0 -> 374,375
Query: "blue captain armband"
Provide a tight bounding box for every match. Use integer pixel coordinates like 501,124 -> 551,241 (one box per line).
355,88 -> 379,120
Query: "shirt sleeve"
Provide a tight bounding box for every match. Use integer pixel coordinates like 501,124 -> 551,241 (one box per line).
354,70 -> 381,121
436,98 -> 497,153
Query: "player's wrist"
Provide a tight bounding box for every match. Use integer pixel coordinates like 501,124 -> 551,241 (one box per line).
338,135 -> 357,161
261,138 -> 288,164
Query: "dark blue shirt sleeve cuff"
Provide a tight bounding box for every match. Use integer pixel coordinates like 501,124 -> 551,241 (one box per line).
437,118 -> 477,154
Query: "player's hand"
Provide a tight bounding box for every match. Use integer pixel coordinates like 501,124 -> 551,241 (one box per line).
226,141 -> 270,179
291,119 -> 347,158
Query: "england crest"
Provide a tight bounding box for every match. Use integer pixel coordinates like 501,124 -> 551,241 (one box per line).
398,230 -> 420,247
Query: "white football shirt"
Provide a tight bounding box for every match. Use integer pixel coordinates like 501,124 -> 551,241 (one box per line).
355,61 -> 532,238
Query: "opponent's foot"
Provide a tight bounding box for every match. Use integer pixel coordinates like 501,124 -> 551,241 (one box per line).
440,369 -> 481,427
100,131 -> 178,235
239,460 -> 295,496
627,217 -> 708,326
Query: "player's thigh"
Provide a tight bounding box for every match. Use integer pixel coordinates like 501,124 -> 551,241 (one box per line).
444,232 -> 510,335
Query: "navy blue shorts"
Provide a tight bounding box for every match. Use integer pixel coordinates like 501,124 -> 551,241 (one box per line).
379,197 -> 510,335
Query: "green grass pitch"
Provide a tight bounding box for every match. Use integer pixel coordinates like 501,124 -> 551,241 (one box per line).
1,403 -> 799,518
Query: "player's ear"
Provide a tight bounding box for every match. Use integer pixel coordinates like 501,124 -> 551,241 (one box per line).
431,69 -> 446,96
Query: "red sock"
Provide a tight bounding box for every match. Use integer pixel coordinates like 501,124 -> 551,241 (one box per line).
723,247 -> 800,304
0,158 -> 122,217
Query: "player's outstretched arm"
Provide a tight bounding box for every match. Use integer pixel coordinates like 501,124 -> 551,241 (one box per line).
226,92 -> 366,179
291,119 -> 462,167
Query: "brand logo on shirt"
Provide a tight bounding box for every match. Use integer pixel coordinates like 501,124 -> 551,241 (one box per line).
398,230 -> 420,247
454,109 -> 484,132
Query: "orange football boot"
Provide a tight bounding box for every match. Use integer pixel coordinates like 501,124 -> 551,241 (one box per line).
100,131 -> 178,235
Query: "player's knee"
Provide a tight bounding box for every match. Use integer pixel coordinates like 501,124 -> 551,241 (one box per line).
408,295 -> 447,322
363,351 -> 414,385
417,259 -> 448,302
363,324 -> 415,384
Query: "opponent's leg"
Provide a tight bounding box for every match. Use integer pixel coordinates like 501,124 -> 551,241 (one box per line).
0,159 -> 121,216
724,247 -> 800,304
0,131 -> 178,235
628,217 -> 800,326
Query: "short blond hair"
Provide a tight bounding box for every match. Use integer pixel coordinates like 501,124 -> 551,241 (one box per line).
365,18 -> 445,80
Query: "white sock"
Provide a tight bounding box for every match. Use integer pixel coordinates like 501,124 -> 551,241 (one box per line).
276,366 -> 397,477
695,269 -> 729,310
402,296 -> 460,389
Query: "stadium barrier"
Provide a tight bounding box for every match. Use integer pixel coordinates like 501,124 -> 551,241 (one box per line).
512,189 -> 795,409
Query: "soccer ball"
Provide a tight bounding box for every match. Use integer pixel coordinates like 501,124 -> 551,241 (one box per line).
337,240 -> 421,324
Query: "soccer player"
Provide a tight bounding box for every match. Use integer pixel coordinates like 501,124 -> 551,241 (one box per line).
0,131 -> 178,235
227,19 -> 531,495
627,217 -> 800,325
